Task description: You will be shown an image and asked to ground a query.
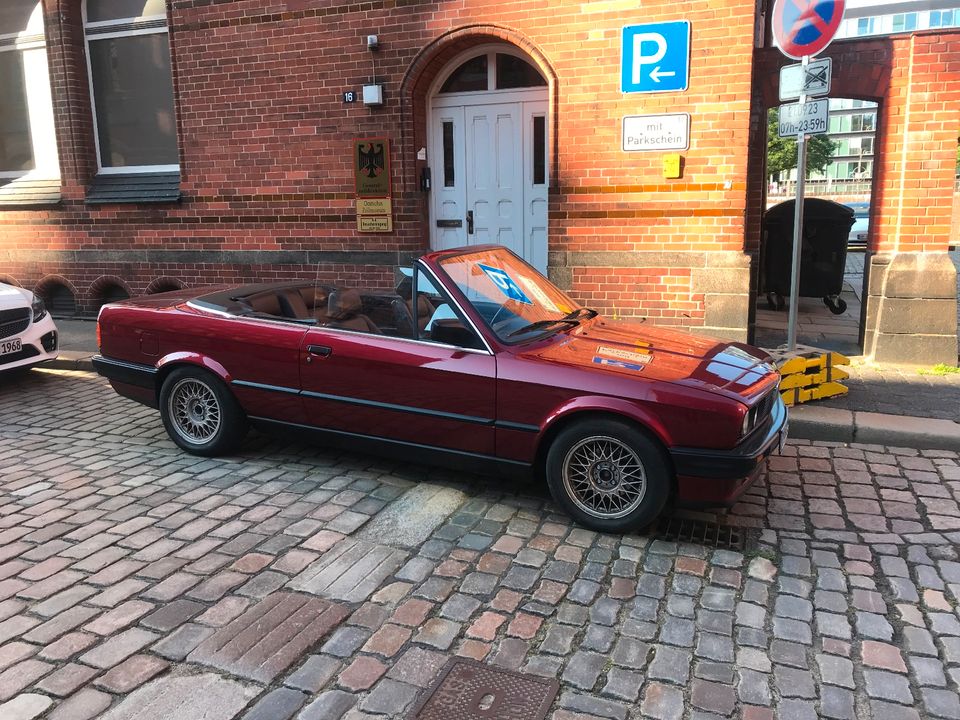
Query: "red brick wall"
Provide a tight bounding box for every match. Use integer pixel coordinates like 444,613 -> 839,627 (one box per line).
1,0 -> 758,319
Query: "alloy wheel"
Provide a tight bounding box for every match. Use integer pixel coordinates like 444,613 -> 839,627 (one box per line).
561,435 -> 648,519
168,377 -> 222,445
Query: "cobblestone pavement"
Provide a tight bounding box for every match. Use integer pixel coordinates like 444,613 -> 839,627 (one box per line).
3,370 -> 960,720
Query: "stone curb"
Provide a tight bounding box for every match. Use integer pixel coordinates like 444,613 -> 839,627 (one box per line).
790,404 -> 960,451
46,351 -> 95,372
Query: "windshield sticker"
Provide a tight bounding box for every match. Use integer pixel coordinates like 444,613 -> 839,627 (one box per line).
597,345 -> 652,364
478,264 -> 533,305
516,273 -> 560,313
593,356 -> 646,372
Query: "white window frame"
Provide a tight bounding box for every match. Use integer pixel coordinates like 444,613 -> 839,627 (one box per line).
433,45 -> 548,101
0,1 -> 59,180
81,1 -> 178,174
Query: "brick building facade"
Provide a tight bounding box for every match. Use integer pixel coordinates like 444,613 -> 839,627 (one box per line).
0,0 -> 957,363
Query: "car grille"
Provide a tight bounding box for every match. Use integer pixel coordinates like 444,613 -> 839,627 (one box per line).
747,390 -> 776,432
0,345 -> 39,366
0,308 -> 30,340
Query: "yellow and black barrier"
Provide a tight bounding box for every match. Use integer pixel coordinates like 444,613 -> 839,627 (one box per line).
764,346 -> 850,407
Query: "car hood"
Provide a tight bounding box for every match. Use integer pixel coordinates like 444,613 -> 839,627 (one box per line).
0,283 -> 31,310
523,317 -> 778,402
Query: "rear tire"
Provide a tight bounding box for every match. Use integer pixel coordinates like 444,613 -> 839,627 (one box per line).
158,367 -> 247,456
545,418 -> 671,533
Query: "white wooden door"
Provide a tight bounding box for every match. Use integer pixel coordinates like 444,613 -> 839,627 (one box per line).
430,97 -> 548,272
522,100 -> 548,273
464,102 -> 522,256
430,105 -> 467,249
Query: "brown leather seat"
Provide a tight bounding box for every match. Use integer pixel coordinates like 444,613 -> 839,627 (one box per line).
406,295 -> 434,333
278,289 -> 311,319
246,292 -> 282,316
327,288 -> 381,334
300,287 -> 330,323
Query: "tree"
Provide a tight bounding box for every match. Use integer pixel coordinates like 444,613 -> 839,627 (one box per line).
767,108 -> 838,180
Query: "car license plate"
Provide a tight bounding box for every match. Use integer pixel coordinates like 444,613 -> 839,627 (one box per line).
778,421 -> 789,454
0,338 -> 22,356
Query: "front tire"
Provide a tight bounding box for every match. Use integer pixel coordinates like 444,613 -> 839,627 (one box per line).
545,418 -> 671,533
159,367 -> 247,456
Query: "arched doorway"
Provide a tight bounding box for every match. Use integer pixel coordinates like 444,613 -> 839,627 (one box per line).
428,45 -> 549,272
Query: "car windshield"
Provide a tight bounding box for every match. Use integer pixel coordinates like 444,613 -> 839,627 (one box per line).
435,247 -> 591,342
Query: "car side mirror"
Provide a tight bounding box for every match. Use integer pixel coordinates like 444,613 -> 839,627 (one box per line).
431,319 -> 484,350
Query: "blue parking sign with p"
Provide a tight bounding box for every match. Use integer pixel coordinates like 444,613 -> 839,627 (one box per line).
621,21 -> 690,94
478,264 -> 532,305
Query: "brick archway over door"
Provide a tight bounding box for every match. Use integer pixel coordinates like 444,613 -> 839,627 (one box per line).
399,25 -> 557,249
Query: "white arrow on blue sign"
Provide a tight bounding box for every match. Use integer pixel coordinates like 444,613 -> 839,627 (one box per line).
621,21 -> 690,94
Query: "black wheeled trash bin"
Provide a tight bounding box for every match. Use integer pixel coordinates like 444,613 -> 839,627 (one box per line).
762,198 -> 855,315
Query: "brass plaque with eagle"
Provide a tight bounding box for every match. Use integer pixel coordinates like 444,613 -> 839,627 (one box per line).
354,138 -> 391,197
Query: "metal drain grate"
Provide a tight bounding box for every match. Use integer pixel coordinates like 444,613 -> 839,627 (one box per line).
408,658 -> 558,720
656,516 -> 744,550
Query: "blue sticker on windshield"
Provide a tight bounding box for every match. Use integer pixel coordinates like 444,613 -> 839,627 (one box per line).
593,356 -> 645,372
478,264 -> 532,305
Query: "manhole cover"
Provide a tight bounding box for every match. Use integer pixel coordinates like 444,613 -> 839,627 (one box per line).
408,658 -> 558,720
657,516 -> 744,550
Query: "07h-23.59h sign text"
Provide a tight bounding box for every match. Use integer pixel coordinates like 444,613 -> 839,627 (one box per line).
777,98 -> 828,138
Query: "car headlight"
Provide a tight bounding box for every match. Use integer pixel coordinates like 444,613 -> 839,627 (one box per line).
31,295 -> 47,322
742,412 -> 751,437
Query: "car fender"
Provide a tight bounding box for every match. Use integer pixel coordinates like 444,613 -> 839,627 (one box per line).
540,395 -> 675,448
156,352 -> 233,385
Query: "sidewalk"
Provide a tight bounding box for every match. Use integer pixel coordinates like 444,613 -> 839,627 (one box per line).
46,317 -> 960,450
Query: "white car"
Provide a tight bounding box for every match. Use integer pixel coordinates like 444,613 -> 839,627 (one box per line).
0,282 -> 59,372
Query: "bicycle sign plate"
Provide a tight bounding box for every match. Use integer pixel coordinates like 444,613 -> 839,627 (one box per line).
777,98 -> 828,137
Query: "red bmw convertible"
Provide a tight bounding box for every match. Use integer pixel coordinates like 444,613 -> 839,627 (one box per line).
94,245 -> 786,532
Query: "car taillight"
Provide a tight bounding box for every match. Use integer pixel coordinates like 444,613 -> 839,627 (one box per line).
96,321 -> 101,351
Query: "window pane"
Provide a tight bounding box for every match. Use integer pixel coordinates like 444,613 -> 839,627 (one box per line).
89,33 -> 177,167
533,115 -> 545,185
439,55 -> 487,93
0,50 -> 34,172
86,0 -> 166,23
496,54 -> 546,89
442,121 -> 455,187
0,0 -> 41,37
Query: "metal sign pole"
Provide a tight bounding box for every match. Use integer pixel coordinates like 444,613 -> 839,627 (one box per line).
786,55 -> 809,350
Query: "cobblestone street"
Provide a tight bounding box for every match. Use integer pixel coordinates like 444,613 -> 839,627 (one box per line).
2,369 -> 960,719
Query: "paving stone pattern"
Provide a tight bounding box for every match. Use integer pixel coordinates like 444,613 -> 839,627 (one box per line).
2,370 -> 960,719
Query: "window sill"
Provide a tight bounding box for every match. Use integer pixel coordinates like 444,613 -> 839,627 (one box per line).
85,172 -> 180,205
0,177 -> 62,208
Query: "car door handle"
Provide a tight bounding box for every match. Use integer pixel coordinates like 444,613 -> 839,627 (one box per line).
307,345 -> 332,357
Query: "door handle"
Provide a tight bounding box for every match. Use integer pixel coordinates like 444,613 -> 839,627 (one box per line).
466,210 -> 474,235
307,345 -> 332,357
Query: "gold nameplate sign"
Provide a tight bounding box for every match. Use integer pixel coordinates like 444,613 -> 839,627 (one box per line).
357,215 -> 393,232
357,198 -> 391,215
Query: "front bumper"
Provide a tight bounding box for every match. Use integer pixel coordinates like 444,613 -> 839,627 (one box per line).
670,394 -> 788,506
0,314 -> 59,372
